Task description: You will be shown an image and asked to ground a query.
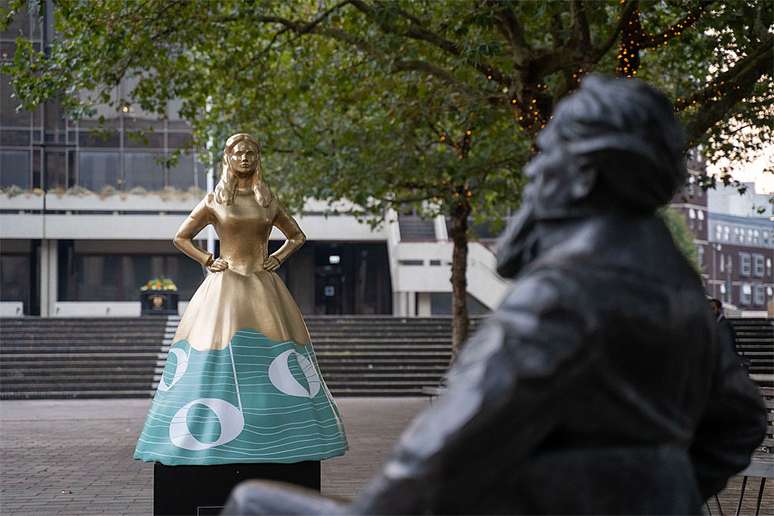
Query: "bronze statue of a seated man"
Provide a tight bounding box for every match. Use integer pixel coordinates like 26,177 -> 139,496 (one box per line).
223,75 -> 767,515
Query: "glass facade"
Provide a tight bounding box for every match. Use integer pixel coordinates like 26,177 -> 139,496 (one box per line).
57,240 -> 206,302
1,11 -> 202,193
0,239 -> 37,314
272,242 -> 393,315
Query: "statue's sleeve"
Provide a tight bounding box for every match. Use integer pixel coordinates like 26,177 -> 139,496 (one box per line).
351,269 -> 595,514
173,194 -> 215,266
689,329 -> 767,500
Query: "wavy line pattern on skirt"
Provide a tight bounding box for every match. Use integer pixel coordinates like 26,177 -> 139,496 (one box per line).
134,329 -> 348,465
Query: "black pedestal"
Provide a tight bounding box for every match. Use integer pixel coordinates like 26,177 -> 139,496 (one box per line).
153,461 -> 320,516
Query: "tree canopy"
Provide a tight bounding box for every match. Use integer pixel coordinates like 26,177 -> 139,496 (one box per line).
4,1 -> 772,208
3,0 -> 771,348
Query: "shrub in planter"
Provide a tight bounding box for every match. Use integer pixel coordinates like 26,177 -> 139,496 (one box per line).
140,278 -> 179,315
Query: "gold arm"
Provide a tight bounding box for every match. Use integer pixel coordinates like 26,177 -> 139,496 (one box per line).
174,195 -> 215,266
270,201 -> 306,264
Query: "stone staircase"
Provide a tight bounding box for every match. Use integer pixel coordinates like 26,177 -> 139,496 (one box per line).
397,215 -> 437,241
1,317 -> 769,399
0,317 -> 168,399
0,316 -> 464,399
731,318 -> 774,386
306,316 -> 463,396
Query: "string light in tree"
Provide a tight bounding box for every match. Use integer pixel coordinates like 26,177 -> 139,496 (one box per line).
617,3 -> 707,78
617,8 -> 642,77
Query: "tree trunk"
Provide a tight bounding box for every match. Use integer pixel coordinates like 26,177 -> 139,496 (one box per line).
449,200 -> 471,357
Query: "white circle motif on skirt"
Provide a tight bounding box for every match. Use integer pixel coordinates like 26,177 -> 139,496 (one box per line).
157,348 -> 189,392
268,349 -> 321,398
169,398 -> 245,451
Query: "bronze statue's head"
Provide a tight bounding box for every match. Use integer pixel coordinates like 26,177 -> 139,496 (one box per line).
215,133 -> 272,207
496,75 -> 687,277
225,133 -> 261,177
529,74 -> 686,217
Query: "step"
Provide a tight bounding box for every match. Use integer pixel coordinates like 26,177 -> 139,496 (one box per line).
0,381 -> 156,390
0,390 -> 155,400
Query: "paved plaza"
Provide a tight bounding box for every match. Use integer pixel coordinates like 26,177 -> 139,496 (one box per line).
0,398 -> 425,515
0,398 -> 770,515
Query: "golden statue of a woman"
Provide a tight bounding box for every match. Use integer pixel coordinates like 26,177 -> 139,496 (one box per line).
134,134 -> 347,476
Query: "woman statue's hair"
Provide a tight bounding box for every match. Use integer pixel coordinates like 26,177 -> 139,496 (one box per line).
214,133 -> 273,207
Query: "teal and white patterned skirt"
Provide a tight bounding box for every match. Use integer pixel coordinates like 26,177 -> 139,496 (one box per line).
134,329 -> 347,465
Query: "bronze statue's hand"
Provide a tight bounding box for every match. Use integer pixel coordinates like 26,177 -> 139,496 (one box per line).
264,256 -> 281,272
207,257 -> 229,273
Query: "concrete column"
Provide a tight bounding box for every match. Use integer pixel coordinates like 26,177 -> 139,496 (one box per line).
407,291 -> 416,317
39,239 -> 58,317
417,292 -> 432,316
393,291 -> 416,316
433,215 -> 448,241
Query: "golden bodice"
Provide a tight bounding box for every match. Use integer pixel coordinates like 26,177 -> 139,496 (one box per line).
171,186 -> 310,350
173,187 -> 306,276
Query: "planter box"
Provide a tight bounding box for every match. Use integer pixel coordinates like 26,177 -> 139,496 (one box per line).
140,290 -> 179,316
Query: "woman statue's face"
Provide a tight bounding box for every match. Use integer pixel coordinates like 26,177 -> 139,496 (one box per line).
229,141 -> 258,175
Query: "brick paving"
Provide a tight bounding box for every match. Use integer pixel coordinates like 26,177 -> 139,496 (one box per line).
0,398 -> 771,515
0,398 -> 425,515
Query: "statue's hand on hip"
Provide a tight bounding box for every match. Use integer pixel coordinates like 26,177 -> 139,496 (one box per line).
207,258 -> 229,273
264,256 -> 280,271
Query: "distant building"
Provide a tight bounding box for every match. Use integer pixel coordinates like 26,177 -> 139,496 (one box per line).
705,185 -> 773,314
669,150 -> 710,283
670,152 -> 773,316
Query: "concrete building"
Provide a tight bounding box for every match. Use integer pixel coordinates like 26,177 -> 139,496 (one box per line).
669,156 -> 773,316
669,150 -> 710,284
704,184 -> 774,315
0,9 -> 506,319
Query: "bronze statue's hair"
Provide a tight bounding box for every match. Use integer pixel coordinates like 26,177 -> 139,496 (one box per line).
548,75 -> 687,211
214,133 -> 273,207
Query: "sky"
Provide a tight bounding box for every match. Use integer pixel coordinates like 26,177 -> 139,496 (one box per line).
706,145 -> 774,195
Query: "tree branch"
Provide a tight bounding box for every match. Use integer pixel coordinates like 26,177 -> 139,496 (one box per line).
640,0 -> 715,49
592,0 -> 639,61
309,25 -> 475,96
570,0 -> 591,50
488,0 -> 530,68
392,59 -> 475,95
348,0 -> 511,87
680,35 -> 773,146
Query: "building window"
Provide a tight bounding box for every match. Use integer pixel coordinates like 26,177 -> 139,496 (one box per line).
740,283 -> 752,305
688,208 -> 695,219
740,253 -> 751,276
697,210 -> 704,221
0,150 -> 31,188
697,246 -> 704,268
44,151 -> 69,190
59,252 -> 204,301
123,152 -> 165,191
78,151 -> 121,191
754,285 -> 766,306
721,282 -> 731,304
719,254 -> 724,273
723,226 -> 729,241
753,254 -> 765,277
167,153 -> 196,190
0,253 -> 32,311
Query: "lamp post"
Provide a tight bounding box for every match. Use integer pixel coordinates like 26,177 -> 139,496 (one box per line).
205,97 -> 216,257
